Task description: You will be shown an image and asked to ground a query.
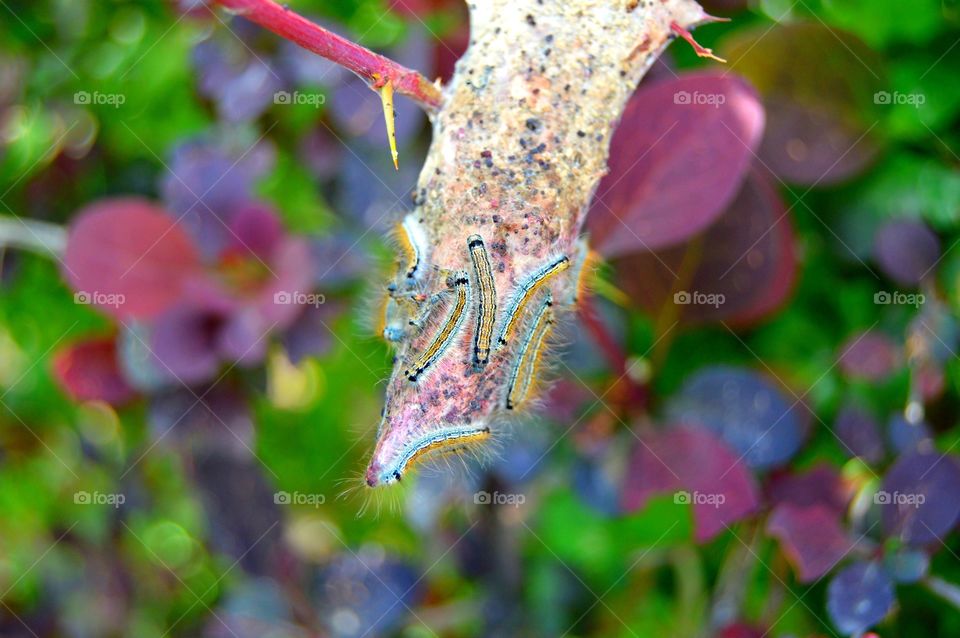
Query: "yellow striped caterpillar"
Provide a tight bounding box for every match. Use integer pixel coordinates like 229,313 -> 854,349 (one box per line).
468,234 -> 497,368
506,293 -> 555,411
495,255 -> 568,349
403,271 -> 470,382
365,0 -> 713,486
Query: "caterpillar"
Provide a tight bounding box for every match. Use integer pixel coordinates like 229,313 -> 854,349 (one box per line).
468,234 -> 497,368
403,271 -> 471,382
506,292 -> 555,411
380,218 -> 432,343
495,255 -> 568,349
364,0 -> 712,487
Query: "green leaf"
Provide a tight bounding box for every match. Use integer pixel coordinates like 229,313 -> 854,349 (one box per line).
818,0 -> 946,47
535,490 -> 691,581
881,51 -> 960,141
852,154 -> 960,229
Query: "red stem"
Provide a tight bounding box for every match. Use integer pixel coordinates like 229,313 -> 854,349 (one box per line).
579,294 -> 628,375
212,0 -> 443,111
579,294 -> 649,411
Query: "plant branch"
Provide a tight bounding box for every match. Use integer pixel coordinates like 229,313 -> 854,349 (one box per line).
211,0 -> 443,111
925,576 -> 960,611
0,217 -> 67,256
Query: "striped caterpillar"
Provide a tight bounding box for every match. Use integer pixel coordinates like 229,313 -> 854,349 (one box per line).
365,0 -> 711,487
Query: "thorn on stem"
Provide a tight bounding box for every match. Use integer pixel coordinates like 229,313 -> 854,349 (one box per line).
701,13 -> 732,24
375,74 -> 400,170
670,21 -> 726,64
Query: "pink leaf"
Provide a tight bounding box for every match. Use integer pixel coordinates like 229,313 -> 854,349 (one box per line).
614,169 -> 797,326
52,337 -> 136,406
588,71 -> 764,257
622,425 -> 759,542
838,330 -> 901,381
64,198 -> 203,320
767,464 -> 852,517
768,503 -> 852,582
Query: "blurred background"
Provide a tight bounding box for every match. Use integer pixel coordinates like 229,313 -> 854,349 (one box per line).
1,0 -> 960,636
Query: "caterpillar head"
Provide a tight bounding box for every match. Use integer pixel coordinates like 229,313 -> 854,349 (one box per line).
380,286 -> 428,343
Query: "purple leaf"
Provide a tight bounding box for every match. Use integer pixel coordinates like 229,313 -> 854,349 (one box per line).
665,366 -> 806,470
249,236 -> 317,329
218,309 -> 271,366
298,126 -> 344,181
281,303 -> 340,364
621,425 -> 759,542
333,142 -> 425,231
64,198 -> 203,320
52,337 -> 136,406
161,137 -> 275,258
150,302 -> 231,385
887,414 -> 932,454
767,464 -> 851,516
879,450 -> 960,545
226,203 -> 285,260
614,169 -> 797,326
873,219 -> 941,286
768,503 -> 852,582
215,57 -> 283,123
827,561 -> 895,636
192,38 -> 283,123
588,71 -> 764,256
720,22 -> 883,186
309,233 -> 372,290
838,330 -> 901,382
835,404 -> 885,463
